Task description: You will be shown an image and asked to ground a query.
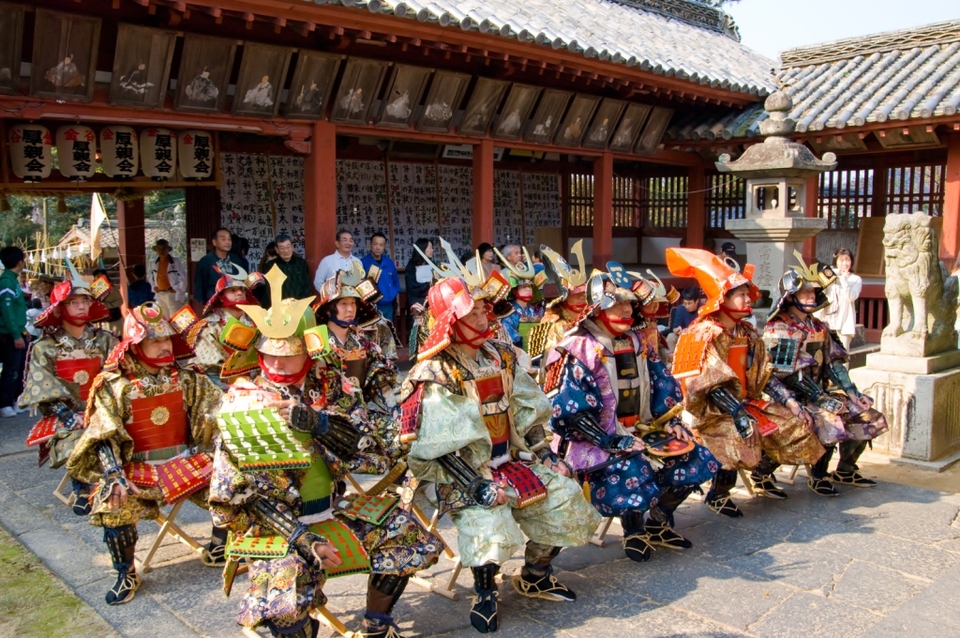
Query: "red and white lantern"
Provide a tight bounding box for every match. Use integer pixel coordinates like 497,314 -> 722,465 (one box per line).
56,125 -> 97,181
141,127 -> 177,181
100,126 -> 139,178
177,130 -> 213,180
9,124 -> 53,182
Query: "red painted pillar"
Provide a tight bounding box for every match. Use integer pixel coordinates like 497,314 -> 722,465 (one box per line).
802,175 -> 820,263
592,152 -> 614,266
941,134 -> 960,264
116,197 -> 145,314
185,186 -> 220,305
686,163 -> 707,250
472,139 -> 495,246
304,121 -> 337,274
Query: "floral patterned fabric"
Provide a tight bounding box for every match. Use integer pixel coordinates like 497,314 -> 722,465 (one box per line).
210,373 -> 442,631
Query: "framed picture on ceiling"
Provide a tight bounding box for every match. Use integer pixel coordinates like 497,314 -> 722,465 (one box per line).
525,89 -> 572,144
583,98 -> 627,150
492,84 -> 541,140
174,35 -> 237,113
635,106 -> 675,153
417,70 -> 469,133
233,43 -> 293,117
458,77 -> 509,136
0,3 -> 24,95
609,103 -> 652,153
30,9 -> 101,102
378,65 -> 432,128
330,58 -> 388,124
555,94 -> 600,146
109,24 -> 177,109
284,51 -> 341,119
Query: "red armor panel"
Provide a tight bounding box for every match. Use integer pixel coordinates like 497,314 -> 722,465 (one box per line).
127,391 -> 189,453
473,374 -> 509,458
727,337 -> 749,399
55,357 -> 102,401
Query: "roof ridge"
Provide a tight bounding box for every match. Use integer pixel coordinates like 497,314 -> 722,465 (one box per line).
607,0 -> 737,39
781,19 -> 960,67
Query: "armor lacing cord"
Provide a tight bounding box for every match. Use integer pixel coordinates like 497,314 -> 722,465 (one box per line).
258,353 -> 312,385
452,320 -> 493,348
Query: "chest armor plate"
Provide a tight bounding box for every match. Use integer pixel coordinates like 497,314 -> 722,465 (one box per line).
55,357 -> 101,401
467,373 -> 511,460
727,337 -> 750,399
613,337 -> 642,427
804,327 -> 828,376
127,390 -> 188,454
343,354 -> 369,388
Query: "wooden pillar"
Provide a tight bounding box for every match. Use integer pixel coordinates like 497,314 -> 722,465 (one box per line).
941,133 -> 960,263
686,163 -> 707,250
802,174 -> 820,263
116,197 -> 145,313
472,139 -> 495,246
304,121 -> 338,274
185,186 -> 221,304
592,152 -> 614,266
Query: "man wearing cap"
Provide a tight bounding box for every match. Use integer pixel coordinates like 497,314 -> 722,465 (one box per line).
544,268 -> 717,563
66,303 -> 224,605
665,248 -> 824,517
402,246 -> 599,634
209,267 -> 441,638
146,239 -> 187,318
764,255 -> 888,495
20,271 -> 118,514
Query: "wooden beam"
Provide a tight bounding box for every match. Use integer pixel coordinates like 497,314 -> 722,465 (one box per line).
472,139 -> 495,245
116,197 -> 146,314
941,133 -> 960,262
304,121 -> 338,273
593,152 -> 614,266
686,162 -> 706,250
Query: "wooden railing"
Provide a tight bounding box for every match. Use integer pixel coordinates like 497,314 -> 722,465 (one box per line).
857,283 -> 887,343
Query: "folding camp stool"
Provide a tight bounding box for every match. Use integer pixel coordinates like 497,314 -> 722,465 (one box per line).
51,470 -> 75,507
136,500 -> 213,573
777,464 -> 812,486
239,606 -> 360,638
590,516 -> 619,548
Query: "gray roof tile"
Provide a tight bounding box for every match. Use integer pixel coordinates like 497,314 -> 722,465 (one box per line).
315,0 -> 775,96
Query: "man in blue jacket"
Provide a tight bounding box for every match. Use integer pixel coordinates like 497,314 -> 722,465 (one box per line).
360,232 -> 401,321
0,246 -> 28,418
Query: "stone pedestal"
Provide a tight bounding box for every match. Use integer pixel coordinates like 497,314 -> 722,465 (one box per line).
726,217 -> 826,296
851,351 -> 960,462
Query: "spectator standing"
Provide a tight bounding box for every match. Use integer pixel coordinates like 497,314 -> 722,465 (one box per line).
231,234 -> 251,271
258,241 -> 278,273
404,237 -> 434,311
360,232 -> 401,321
463,242 -> 498,279
146,238 -> 187,317
25,298 -> 43,339
817,248 -> 862,351
313,229 -> 362,292
258,234 -> 313,308
0,246 -> 28,417
666,286 -> 702,352
127,263 -> 155,308
194,228 -> 243,308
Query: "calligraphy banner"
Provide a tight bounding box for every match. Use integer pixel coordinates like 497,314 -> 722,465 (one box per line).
336,160 -> 391,260
493,170 -> 523,247
521,172 -> 562,245
437,165 -> 471,262
388,161 -> 439,266
219,152 -> 274,268
270,155 -> 306,257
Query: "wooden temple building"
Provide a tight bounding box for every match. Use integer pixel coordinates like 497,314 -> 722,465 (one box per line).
0,0 -> 958,330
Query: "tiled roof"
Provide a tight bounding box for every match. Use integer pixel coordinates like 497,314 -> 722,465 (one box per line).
663,20 -> 960,142
324,0 -> 775,96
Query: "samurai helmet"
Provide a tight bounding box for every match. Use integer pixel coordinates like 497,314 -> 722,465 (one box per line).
203,262 -> 262,316
770,251 -> 837,318
540,240 -> 587,307
665,247 -> 760,319
104,301 -> 194,369
240,265 -> 317,356
496,245 -> 547,303
623,267 -> 680,322
313,261 -> 381,329
34,258 -> 112,329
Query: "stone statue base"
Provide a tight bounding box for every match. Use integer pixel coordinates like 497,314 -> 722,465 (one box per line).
851,351 -> 960,462
880,330 -> 958,359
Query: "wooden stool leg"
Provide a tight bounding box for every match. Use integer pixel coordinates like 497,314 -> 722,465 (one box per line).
313,605 -> 360,637
137,501 -> 208,573
52,471 -> 74,507
738,469 -> 756,497
590,517 -> 616,548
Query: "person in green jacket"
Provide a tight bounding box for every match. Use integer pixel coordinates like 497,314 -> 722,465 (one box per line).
0,246 -> 28,417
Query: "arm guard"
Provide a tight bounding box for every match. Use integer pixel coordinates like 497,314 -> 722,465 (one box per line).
315,414 -> 364,461
96,442 -> 123,477
51,401 -> 80,430
289,404 -> 328,436
566,413 -> 635,452
708,387 -> 756,439
763,377 -> 794,406
250,498 -> 328,564
827,360 -> 860,398
782,371 -> 826,403
437,453 -> 499,508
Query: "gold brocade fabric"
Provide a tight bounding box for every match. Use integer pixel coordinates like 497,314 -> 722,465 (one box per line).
66,360 -> 222,527
682,318 -> 823,470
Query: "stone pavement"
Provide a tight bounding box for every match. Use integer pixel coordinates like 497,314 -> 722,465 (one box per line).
3,409 -> 960,638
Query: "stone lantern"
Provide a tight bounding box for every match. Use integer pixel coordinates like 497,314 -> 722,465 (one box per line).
715,88 -> 836,300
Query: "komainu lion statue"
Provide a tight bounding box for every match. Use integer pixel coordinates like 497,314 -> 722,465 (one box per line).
881,212 -> 957,355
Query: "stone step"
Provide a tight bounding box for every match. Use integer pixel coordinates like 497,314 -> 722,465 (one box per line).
849,342 -> 880,369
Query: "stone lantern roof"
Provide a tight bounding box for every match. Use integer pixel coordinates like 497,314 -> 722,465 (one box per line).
714,89 -> 837,179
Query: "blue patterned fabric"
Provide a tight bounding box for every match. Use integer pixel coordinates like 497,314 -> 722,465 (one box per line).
502,302 -> 543,348
648,355 -> 683,417
585,456 -> 660,516
656,444 -> 719,488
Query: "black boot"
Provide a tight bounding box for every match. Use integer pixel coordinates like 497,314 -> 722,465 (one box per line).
705,470 -> 743,517
362,574 -> 409,638
645,487 -> 693,548
750,454 -> 786,499
266,615 -> 319,638
809,445 -> 840,496
832,441 -> 876,487
512,543 -> 575,602
470,564 -> 500,634
104,525 -> 141,605
621,510 -> 653,562
202,526 -> 228,566
71,479 -> 92,516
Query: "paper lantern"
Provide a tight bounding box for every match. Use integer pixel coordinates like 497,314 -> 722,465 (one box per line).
56,125 -> 97,181
141,127 -> 177,181
100,126 -> 139,178
177,130 -> 214,180
9,124 -> 53,182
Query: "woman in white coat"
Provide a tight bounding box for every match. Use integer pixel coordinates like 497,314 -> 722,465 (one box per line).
818,248 -> 862,350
